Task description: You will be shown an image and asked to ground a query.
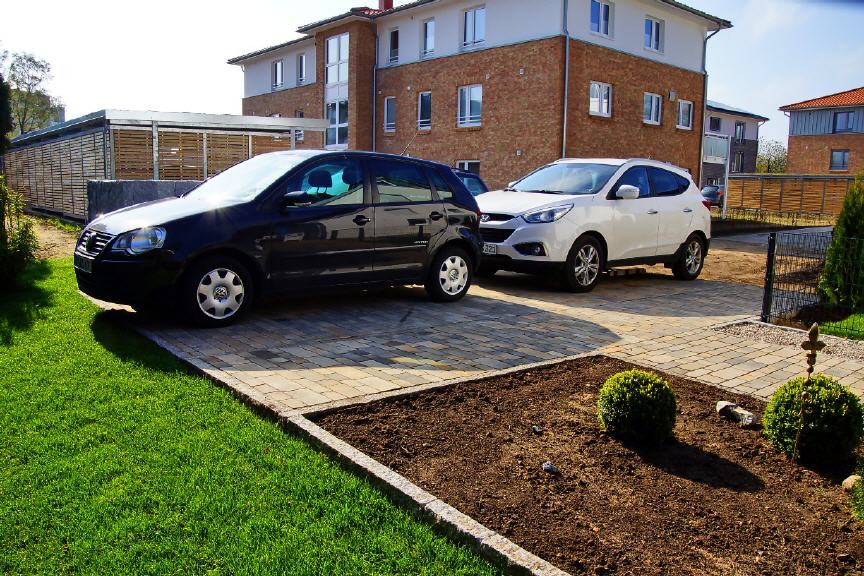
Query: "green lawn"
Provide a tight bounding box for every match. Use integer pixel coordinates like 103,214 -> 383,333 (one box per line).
821,313 -> 864,341
0,260 -> 498,576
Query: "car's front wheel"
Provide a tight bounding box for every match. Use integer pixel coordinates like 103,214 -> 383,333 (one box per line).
562,236 -> 603,292
425,246 -> 473,302
181,256 -> 254,327
672,234 -> 705,281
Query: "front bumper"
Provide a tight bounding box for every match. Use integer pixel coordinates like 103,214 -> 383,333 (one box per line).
75,253 -> 181,306
479,221 -> 572,264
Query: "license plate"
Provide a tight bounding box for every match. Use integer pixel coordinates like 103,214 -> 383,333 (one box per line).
482,243 -> 497,256
74,253 -> 93,273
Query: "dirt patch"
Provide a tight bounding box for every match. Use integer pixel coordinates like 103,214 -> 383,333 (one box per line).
32,220 -> 78,260
316,356 -> 863,576
644,247 -> 766,287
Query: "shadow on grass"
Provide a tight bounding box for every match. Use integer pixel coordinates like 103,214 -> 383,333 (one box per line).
90,309 -> 187,373
0,261 -> 53,345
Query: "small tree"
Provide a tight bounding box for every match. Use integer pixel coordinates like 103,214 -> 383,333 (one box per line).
819,177 -> 864,310
0,175 -> 38,284
0,72 -> 12,154
6,52 -> 63,137
756,138 -> 787,174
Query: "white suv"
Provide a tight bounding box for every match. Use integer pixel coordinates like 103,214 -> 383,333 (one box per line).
475,158 -> 711,292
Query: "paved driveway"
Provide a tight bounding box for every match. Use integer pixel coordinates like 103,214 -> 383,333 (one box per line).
136,273 -> 863,414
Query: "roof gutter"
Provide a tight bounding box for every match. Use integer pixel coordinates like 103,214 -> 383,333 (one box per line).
697,27 -> 722,187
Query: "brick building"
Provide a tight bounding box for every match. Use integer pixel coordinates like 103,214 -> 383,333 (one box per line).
701,100 -> 768,187
228,0 -> 731,189
780,86 -> 864,175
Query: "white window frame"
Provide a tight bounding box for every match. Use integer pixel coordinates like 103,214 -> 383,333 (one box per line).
644,16 -> 663,52
384,97 -> 396,133
326,100 -> 349,149
418,91 -> 432,130
589,81 -> 612,117
456,160 -> 481,175
590,0 -> 613,37
294,110 -> 304,142
708,116 -> 722,132
326,33 -> 349,87
458,84 -> 483,127
643,92 -> 662,125
676,100 -> 693,130
732,151 -> 745,173
462,6 -> 486,49
272,59 -> 283,90
296,53 -> 306,85
422,19 -> 436,58
388,28 -> 399,64
325,33 -> 350,149
734,121 -> 746,143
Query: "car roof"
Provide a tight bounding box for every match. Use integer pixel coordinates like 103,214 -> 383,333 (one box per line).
553,157 -> 692,178
261,149 -> 456,171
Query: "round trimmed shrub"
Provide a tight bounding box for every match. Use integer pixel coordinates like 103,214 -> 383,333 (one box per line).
763,374 -> 864,465
597,369 -> 677,446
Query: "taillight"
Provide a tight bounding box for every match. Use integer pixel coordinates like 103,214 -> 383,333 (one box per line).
702,200 -> 712,209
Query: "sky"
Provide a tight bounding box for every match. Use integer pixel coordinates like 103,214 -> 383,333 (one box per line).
1,0 -> 862,143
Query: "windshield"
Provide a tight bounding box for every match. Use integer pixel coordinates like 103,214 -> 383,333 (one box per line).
510,163 -> 619,195
185,152 -> 317,203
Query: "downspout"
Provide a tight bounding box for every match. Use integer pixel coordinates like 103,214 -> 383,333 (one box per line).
561,0 -> 570,158
372,32 -> 379,151
698,27 -> 721,187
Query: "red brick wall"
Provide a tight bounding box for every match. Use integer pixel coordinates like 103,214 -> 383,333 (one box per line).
787,134 -> 864,175
241,83 -> 324,148
566,38 -> 704,181
375,37 -> 566,190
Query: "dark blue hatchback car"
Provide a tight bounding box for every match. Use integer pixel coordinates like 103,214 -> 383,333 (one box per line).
75,150 -> 482,327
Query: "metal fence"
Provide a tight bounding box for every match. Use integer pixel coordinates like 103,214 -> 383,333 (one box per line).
762,230 -> 864,340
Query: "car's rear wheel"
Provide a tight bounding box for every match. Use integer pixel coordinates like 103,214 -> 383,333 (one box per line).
181,256 -> 254,327
673,234 -> 705,281
425,246 -> 473,302
562,236 -> 603,293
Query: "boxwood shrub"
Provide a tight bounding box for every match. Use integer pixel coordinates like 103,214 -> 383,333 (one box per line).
763,373 -> 864,465
597,369 -> 677,446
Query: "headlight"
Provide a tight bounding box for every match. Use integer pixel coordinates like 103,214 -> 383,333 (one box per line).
112,227 -> 167,255
522,204 -> 573,223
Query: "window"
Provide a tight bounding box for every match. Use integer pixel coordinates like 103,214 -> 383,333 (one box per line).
326,100 -> 348,147
294,110 -> 304,142
422,19 -> 436,57
389,29 -> 399,64
463,6 -> 486,48
612,167 -> 651,198
831,150 -> 850,170
643,93 -> 662,125
644,17 -> 663,51
590,0 -> 612,36
649,167 -> 687,196
459,173 -> 487,196
384,97 -> 396,132
677,100 -> 693,130
735,121 -> 746,143
589,81 -> 612,117
272,60 -> 283,89
326,33 -> 349,86
458,85 -> 483,127
834,111 -> 855,133
430,169 -> 454,199
296,53 -> 306,85
732,151 -> 744,173
418,91 -> 432,130
512,163 -> 618,195
371,159 -> 434,204
457,160 -> 481,174
284,159 -> 366,207
709,116 -> 722,132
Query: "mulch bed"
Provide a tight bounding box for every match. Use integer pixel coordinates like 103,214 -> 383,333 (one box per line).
315,356 -> 864,575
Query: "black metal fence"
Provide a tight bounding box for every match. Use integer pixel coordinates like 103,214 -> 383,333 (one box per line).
762,230 -> 864,340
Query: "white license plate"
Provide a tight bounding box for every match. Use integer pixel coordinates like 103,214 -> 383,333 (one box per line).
482,243 -> 497,256
74,253 -> 93,273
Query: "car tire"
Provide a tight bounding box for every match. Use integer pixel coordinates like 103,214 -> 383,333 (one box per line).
475,263 -> 499,278
425,246 -> 473,302
562,235 -> 603,293
672,234 -> 705,281
180,255 -> 254,327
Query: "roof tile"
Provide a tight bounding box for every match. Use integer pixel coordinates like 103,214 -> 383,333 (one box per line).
780,86 -> 864,111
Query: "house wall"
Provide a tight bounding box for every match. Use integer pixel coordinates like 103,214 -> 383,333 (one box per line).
705,111 -> 759,140
787,133 -> 864,174
242,40 -> 317,98
241,83 -> 324,148
789,107 -> 864,136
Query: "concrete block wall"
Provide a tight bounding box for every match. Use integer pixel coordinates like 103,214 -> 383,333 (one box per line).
87,180 -> 202,223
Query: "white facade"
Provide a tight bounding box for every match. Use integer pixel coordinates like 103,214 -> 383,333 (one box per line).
241,39 -> 316,98
705,111 -> 760,140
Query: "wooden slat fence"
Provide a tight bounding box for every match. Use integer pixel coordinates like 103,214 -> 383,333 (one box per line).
726,175 -> 856,216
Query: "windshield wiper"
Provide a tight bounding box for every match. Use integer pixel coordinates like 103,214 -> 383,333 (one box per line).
503,187 -> 518,191
523,189 -> 564,194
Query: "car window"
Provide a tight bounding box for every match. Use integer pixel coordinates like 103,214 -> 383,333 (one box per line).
461,174 -> 487,196
512,163 -> 618,195
370,159 -> 435,204
612,166 -> 651,198
283,158 -> 365,206
429,169 -> 454,200
650,167 -> 686,197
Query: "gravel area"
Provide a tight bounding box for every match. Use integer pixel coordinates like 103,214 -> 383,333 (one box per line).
716,321 -> 864,363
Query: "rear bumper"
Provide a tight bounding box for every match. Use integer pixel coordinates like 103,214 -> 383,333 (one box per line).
75,255 -> 181,306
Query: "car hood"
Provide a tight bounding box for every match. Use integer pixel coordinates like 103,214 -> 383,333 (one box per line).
87,194 -> 243,236
476,190 -> 592,215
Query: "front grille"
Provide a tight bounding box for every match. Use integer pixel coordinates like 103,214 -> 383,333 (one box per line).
479,227 -> 515,244
76,229 -> 114,257
481,213 -> 514,223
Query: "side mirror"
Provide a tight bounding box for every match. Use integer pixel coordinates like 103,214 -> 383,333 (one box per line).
616,185 -> 640,200
281,190 -> 313,208
508,181 -> 517,189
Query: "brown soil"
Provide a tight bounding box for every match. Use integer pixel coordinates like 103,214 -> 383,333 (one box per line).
33,221 -> 78,260
316,356 -> 864,576
645,247 -> 767,287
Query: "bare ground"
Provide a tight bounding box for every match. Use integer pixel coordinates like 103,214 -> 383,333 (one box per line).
32,220 -> 78,260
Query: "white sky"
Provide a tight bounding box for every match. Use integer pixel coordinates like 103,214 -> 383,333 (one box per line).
2,0 -> 862,143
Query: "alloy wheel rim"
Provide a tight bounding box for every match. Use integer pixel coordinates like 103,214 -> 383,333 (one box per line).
438,255 -> 469,295
685,241 -> 702,274
574,245 -> 600,286
197,268 -> 245,320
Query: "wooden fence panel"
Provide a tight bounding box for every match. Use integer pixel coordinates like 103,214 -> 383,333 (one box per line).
113,129 -> 153,180
158,131 -> 204,180
727,175 -> 855,216
207,133 -> 249,177
251,135 -> 292,156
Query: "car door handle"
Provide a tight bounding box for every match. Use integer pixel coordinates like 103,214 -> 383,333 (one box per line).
429,211 -> 444,221
647,209 -> 659,215
353,215 -> 371,225
683,208 -> 693,213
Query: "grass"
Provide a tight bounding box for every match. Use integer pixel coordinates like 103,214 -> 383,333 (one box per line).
32,214 -> 84,234
0,260 -> 499,576
821,312 -> 864,341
